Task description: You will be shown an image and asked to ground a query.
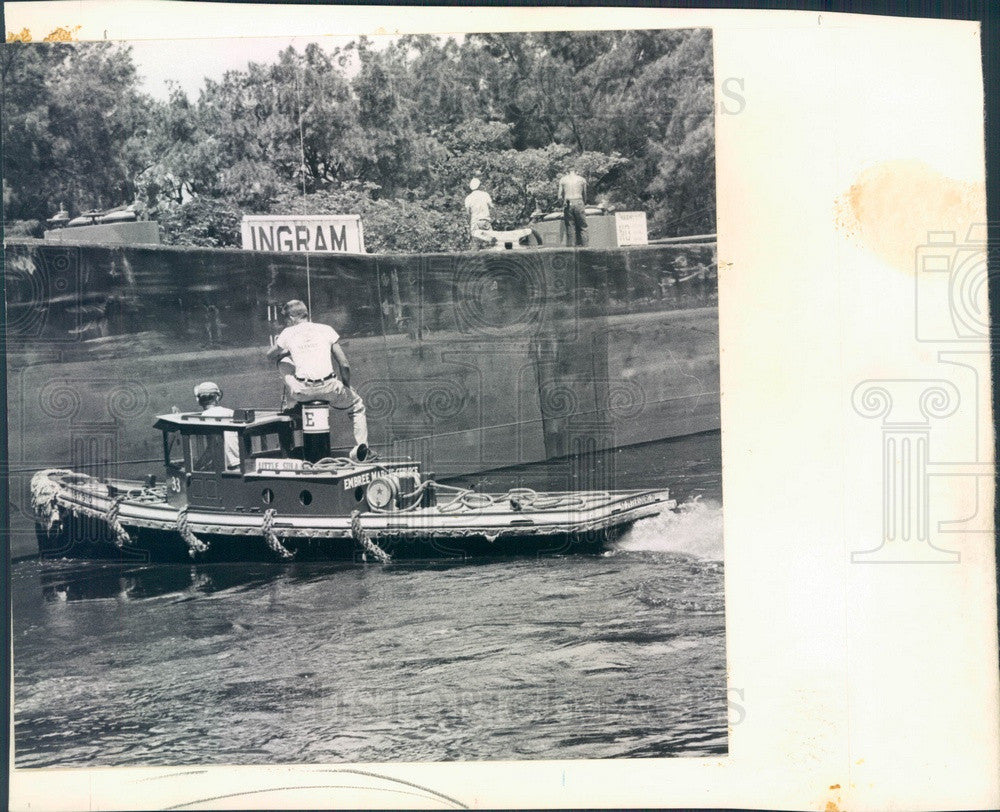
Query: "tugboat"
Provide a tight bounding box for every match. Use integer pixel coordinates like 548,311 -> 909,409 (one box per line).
31,403 -> 675,563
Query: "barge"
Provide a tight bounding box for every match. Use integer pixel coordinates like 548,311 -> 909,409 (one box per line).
31,406 -> 675,563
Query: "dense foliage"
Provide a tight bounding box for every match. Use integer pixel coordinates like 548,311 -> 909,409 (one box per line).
3,31 -> 716,250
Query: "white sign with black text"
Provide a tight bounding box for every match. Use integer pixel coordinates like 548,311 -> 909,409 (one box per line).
614,211 -> 649,246
240,214 -> 366,253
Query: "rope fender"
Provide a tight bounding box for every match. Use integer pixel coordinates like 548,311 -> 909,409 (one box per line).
105,494 -> 132,548
350,509 -> 392,564
176,506 -> 210,558
262,508 -> 295,560
30,469 -> 73,531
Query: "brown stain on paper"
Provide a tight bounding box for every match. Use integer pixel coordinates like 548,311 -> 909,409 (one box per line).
6,25 -> 81,42
835,159 -> 985,275
823,781 -> 843,812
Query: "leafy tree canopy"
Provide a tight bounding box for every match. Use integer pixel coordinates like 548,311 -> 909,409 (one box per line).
3,30 -> 715,249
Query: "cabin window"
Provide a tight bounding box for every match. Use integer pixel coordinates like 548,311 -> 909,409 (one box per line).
163,430 -> 184,468
299,489 -> 313,506
250,432 -> 282,456
188,431 -> 240,472
189,434 -> 224,472
261,488 -> 274,504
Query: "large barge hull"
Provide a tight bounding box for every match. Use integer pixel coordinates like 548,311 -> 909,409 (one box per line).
7,239 -> 717,559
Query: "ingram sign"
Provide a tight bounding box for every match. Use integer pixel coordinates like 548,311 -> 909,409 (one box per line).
241,215 -> 366,253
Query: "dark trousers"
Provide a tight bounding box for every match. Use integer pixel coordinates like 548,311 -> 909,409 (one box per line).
564,199 -> 588,246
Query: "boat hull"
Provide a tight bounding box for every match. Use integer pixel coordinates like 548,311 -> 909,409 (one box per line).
31,470 -> 671,563
36,513 -> 634,563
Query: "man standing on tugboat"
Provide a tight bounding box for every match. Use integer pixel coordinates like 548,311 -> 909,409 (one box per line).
265,299 -> 370,462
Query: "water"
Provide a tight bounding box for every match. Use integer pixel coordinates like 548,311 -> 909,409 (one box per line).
11,432 -> 725,766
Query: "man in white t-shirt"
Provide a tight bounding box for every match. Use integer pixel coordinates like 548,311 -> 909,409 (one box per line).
464,178 -> 493,249
265,299 -> 369,462
193,381 -> 240,470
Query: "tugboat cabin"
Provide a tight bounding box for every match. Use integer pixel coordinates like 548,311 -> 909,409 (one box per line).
153,410 -> 421,517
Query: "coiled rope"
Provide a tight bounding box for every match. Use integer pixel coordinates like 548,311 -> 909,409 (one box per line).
304,456 -> 369,471
105,494 -> 133,548
350,509 -> 392,563
176,506 -> 210,558
120,484 -> 169,504
261,508 -> 295,559
366,480 -> 594,515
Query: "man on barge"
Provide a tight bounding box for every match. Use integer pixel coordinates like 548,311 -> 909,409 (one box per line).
558,166 -> 589,247
265,299 -> 370,462
464,177 -> 494,249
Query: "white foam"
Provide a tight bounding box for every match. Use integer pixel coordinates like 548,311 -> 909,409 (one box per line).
615,497 -> 724,560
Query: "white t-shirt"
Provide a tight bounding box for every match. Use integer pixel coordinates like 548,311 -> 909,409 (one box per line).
275,321 -> 340,380
464,189 -> 493,226
200,405 -> 239,469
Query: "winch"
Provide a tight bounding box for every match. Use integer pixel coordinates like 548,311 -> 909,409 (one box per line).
365,471 -> 423,510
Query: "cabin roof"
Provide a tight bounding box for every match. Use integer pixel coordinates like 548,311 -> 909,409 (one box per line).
154,410 -> 292,432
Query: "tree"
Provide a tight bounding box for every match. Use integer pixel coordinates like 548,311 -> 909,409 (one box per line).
4,29 -> 716,249
2,41 -> 151,222
158,196 -> 243,247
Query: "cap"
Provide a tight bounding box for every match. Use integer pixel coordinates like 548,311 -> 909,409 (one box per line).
194,381 -> 222,399
469,178 -> 481,191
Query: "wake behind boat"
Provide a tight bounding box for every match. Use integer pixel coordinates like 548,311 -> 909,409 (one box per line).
31,406 -> 675,563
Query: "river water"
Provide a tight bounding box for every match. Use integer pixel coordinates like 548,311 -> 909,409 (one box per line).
11,432 -> 725,767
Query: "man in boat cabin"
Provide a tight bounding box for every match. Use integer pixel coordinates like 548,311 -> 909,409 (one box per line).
265,299 -> 370,462
193,381 -> 240,470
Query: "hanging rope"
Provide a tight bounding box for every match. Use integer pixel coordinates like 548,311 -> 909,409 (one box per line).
105,494 -> 132,549
262,508 -> 295,559
294,69 -> 312,315
176,506 -> 210,558
350,509 -> 392,563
